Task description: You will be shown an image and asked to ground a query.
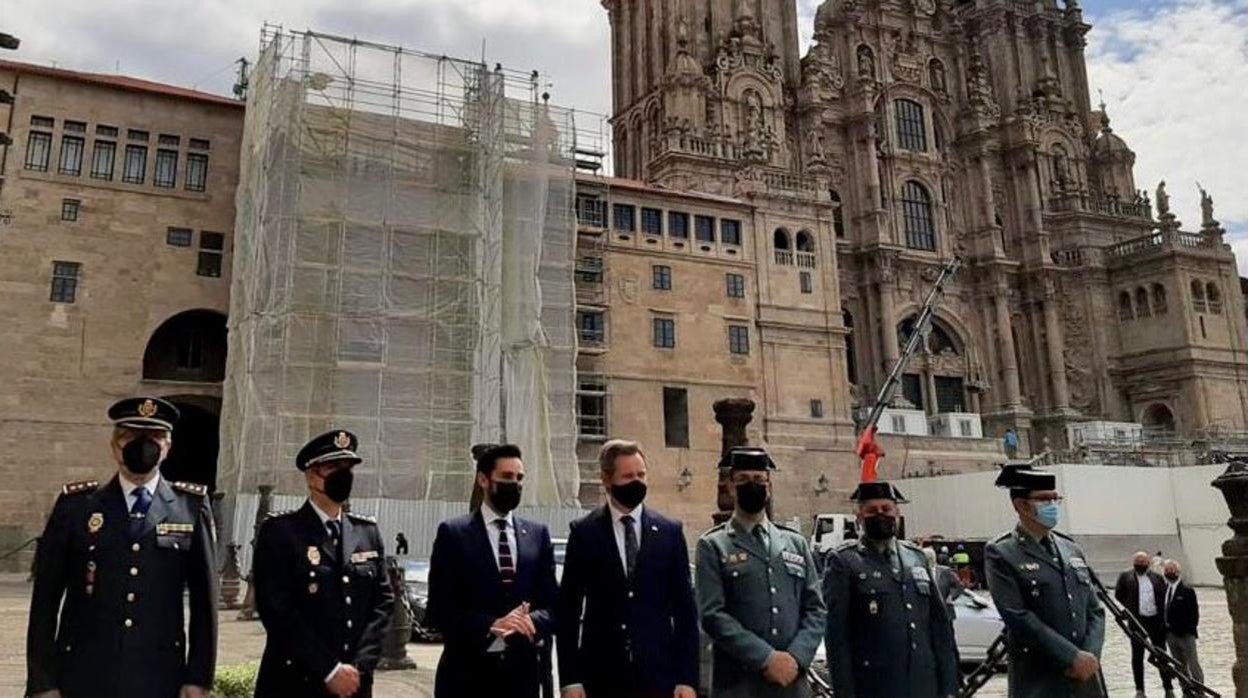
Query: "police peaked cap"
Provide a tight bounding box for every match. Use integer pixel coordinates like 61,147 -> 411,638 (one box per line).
108,396 -> 179,431
296,430 -> 362,471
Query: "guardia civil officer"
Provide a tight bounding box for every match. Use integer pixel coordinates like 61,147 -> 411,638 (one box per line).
822,481 -> 959,698
25,397 -> 217,698
984,465 -> 1106,698
695,447 -> 826,698
253,430 -> 395,698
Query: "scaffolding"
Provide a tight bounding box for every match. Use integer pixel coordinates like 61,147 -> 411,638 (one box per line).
219,27 -> 589,533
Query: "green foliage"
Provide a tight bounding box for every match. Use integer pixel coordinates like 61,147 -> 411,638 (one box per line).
211,662 -> 259,698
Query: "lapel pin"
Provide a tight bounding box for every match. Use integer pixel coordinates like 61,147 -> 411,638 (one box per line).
88,512 -> 104,534
650,525 -> 659,532
308,583 -> 319,594
868,599 -> 879,615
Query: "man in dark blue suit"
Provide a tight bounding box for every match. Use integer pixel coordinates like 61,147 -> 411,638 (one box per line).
428,444 -> 559,698
557,440 -> 699,698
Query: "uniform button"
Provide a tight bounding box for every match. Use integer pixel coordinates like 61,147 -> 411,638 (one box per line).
771,628 -> 778,636
131,543 -> 140,552
732,571 -> 739,578
769,587 -> 776,594
863,660 -> 870,667
347,620 -> 353,628
1067,593 -> 1073,600
346,596 -> 352,605
286,660 -> 292,666
1071,631 -> 1077,638
906,603 -> 913,610
771,607 -> 779,614
343,643 -> 349,651
909,622 -> 917,629
124,619 -> 133,628
628,591 -> 635,599
130,567 -> 139,576
620,623 -> 627,630
343,575 -> 350,584
912,642 -> 918,650
309,571 -> 316,578
127,593 -> 136,602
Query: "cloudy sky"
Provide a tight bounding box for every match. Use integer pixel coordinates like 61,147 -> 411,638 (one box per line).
4,0 -> 1244,271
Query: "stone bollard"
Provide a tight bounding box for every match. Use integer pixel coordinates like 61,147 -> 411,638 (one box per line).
377,556 -> 417,671
1212,457 -> 1248,697
713,398 -> 755,524
237,484 -> 275,621
219,543 -> 243,610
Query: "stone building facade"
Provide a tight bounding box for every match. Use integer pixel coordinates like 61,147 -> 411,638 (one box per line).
0,60 -> 243,563
584,0 -> 1248,522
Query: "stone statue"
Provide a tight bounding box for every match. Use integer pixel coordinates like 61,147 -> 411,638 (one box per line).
1156,180 -> 1170,216
1198,182 -> 1217,226
807,127 -> 827,163
857,44 -> 875,80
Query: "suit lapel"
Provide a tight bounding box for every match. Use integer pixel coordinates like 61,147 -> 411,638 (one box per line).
470,511 -> 503,587
1019,535 -> 1062,572
296,501 -> 340,566
143,477 -> 177,536
730,518 -> 768,562
634,508 -> 658,579
597,506 -> 628,582
91,476 -> 129,548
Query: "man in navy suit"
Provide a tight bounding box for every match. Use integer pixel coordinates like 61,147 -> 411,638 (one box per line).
557,439 -> 699,698
428,444 -> 558,698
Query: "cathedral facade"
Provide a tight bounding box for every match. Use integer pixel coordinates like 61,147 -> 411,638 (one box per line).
594,0 -> 1248,470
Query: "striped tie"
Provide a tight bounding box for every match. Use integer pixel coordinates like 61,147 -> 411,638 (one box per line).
495,519 -> 515,584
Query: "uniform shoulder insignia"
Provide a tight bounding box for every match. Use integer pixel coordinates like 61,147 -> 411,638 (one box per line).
1052,530 -> 1075,542
346,511 -> 377,524
170,481 -> 208,496
61,479 -> 100,495
991,531 -> 1012,543
774,522 -> 802,535
898,539 -> 922,551
833,540 -> 859,552
265,509 -> 296,519
700,522 -> 728,537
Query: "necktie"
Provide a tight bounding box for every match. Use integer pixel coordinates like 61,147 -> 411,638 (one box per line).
1166,584 -> 1176,623
326,520 -> 342,560
753,524 -> 768,555
1040,536 -> 1058,563
495,519 -> 515,585
128,486 -> 152,540
621,515 -> 639,578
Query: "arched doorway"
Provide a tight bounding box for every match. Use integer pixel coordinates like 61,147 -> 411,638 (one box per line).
143,309 -> 227,382
897,315 -> 968,414
1142,403 -> 1176,434
160,395 -> 221,492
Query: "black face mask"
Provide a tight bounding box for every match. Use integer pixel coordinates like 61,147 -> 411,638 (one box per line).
491,481 -> 522,513
322,468 -> 354,504
1134,564 -> 1150,574
735,481 -> 769,515
1165,574 -> 1179,582
863,514 -> 898,541
611,481 -> 647,509
122,436 -> 162,475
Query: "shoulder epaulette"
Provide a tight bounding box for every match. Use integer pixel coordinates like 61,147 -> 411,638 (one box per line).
991,531 -> 1013,543
347,511 -> 377,524
833,540 -> 859,552
898,539 -> 921,550
170,481 -> 208,496
700,522 -> 728,537
1052,530 -> 1075,542
265,509 -> 296,519
62,479 -> 99,495
774,522 -> 802,535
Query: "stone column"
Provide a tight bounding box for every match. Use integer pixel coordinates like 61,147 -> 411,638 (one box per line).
713,398 -> 755,524
994,286 -> 1022,408
878,255 -> 899,373
1212,459 -> 1248,697
924,369 -> 938,415
1042,279 -> 1071,411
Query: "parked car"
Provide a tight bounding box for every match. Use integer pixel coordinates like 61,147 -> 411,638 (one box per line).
552,537 -> 567,582
397,558 -> 442,642
809,588 -> 1005,681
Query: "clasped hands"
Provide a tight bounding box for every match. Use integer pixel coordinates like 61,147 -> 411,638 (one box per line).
490,601 -> 537,642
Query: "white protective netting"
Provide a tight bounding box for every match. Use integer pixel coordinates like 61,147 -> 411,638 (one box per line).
219,28 -> 581,538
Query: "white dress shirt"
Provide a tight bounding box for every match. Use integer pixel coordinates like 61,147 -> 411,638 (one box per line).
1137,572 -> 1158,617
119,472 -> 161,511
1165,578 -> 1179,616
609,501 -> 643,573
481,501 -> 516,571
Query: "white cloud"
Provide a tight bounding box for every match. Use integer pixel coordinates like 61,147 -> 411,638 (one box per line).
1085,0 -> 1248,273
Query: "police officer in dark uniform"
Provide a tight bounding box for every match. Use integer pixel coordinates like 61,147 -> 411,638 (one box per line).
26,397 -> 217,698
822,481 -> 959,698
984,465 -> 1106,698
253,430 -> 395,698
695,447 -> 826,698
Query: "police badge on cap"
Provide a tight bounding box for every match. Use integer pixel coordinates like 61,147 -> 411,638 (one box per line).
108,396 -> 180,431
296,430 -> 362,471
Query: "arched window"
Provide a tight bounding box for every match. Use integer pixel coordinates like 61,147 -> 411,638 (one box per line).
857,45 -> 876,80
1191,279 -> 1208,313
646,103 -> 661,146
143,309 -> 228,382
795,231 -> 814,252
1142,403 -> 1176,433
929,59 -> 947,94
1208,282 -> 1223,314
901,181 -> 936,251
617,129 -> 629,178
830,189 -> 846,238
773,228 -> 792,265
843,309 -> 858,386
1118,291 -> 1134,321
897,316 -> 966,414
1135,287 -> 1151,318
895,99 -> 927,152
1151,283 -> 1168,314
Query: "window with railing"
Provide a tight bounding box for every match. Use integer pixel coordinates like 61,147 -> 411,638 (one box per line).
58,135 -> 84,176
90,140 -> 116,180
154,149 -> 178,188
185,153 -> 208,192
577,195 -> 607,228
578,310 -> 606,345
50,261 -> 81,303
197,232 -> 225,277
1208,282 -> 1223,314
123,145 -> 147,184
1191,280 -> 1207,314
25,130 -> 52,172
577,375 -> 608,438
800,271 -> 813,294
902,181 -> 936,251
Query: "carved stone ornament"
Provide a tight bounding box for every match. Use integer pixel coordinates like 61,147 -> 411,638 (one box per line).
801,42 -> 845,98
1061,291 -> 1097,413
913,0 -> 937,16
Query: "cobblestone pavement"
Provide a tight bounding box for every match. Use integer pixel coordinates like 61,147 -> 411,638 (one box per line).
0,574 -> 1232,697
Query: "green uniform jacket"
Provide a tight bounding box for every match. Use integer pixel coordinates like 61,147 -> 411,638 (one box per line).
822,538 -> 959,698
696,518 -> 826,698
985,527 -> 1106,698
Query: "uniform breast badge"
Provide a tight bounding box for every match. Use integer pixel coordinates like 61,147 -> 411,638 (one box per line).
88,512 -> 104,534
868,599 -> 879,616
308,546 -> 321,566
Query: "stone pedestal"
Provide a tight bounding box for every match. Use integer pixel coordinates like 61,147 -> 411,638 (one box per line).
1213,459 -> 1248,697
219,543 -> 242,610
713,398 -> 755,524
